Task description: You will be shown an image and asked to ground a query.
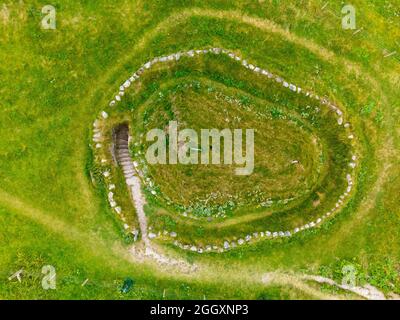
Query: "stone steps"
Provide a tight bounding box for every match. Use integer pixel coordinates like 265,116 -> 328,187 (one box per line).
117,152 -> 130,158
122,165 -> 135,172
114,124 -> 137,180
117,139 -> 128,145
117,153 -> 129,157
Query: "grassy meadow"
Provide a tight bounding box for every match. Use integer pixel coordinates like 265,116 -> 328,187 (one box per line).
0,0 -> 399,299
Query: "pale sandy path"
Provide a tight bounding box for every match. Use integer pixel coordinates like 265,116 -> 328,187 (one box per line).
114,125 -> 196,272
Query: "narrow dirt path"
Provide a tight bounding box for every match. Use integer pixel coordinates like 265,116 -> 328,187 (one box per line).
114,124 -> 196,272
261,271 -> 393,300
301,274 -> 386,300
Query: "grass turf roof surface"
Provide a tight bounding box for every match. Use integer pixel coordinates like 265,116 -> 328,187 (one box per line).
0,0 -> 399,300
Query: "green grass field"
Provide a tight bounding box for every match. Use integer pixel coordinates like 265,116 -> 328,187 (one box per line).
1,0 -> 399,300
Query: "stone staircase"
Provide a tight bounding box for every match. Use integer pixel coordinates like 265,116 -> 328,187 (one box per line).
114,124 -> 149,246
113,124 -> 197,271
115,125 -> 135,180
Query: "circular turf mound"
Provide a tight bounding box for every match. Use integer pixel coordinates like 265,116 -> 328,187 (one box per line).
92,48 -> 360,253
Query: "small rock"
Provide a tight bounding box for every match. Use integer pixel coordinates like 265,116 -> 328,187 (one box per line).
123,80 -> 131,88
148,233 -> 156,239
132,230 -> 139,241
101,111 -> 108,119
109,200 -> 116,208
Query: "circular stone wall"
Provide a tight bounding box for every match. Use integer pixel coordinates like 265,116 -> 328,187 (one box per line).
92,47 -> 360,253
